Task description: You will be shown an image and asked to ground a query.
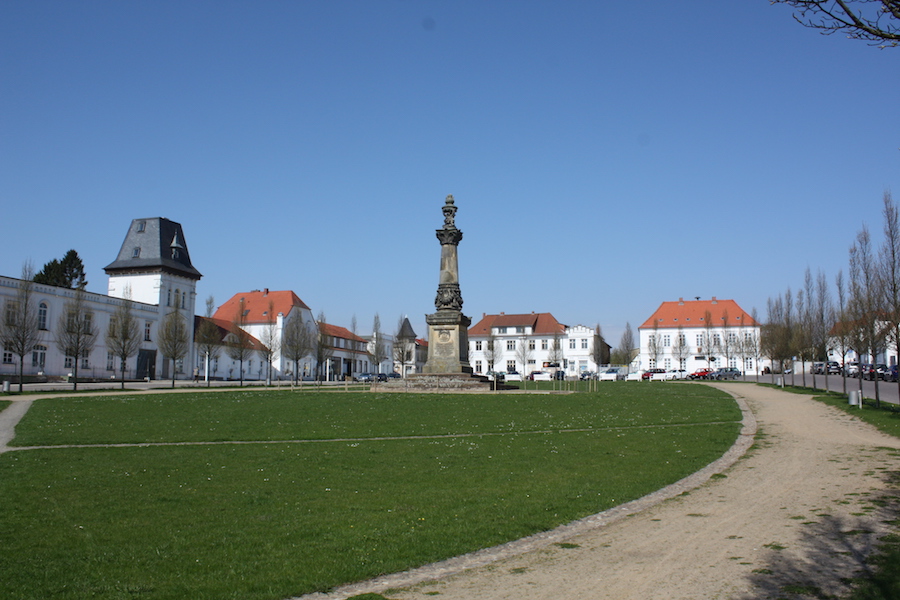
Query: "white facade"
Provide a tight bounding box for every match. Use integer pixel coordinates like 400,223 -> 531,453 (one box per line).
1,275 -> 162,381
637,297 -> 764,375
467,313 -> 610,378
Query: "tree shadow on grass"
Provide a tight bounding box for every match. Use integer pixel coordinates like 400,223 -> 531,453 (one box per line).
733,470 -> 900,600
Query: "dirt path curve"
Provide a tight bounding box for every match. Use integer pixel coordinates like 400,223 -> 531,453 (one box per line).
310,383 -> 900,600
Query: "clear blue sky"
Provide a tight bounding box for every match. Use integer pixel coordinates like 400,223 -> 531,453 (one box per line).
2,1 -> 897,344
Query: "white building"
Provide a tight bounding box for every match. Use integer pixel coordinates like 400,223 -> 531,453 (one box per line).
1,217 -> 199,382
637,297 -> 762,375
208,289 -> 316,381
467,312 -> 610,378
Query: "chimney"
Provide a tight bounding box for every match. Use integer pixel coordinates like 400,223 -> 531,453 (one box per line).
263,288 -> 269,296
678,297 -> 684,305
711,296 -> 717,304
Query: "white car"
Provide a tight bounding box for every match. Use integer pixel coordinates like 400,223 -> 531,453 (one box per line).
598,368 -> 623,381
531,371 -> 552,381
625,371 -> 644,381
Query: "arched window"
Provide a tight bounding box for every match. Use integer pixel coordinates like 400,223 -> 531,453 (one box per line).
38,302 -> 48,330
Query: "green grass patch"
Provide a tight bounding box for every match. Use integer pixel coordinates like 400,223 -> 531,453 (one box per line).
0,385 -> 740,599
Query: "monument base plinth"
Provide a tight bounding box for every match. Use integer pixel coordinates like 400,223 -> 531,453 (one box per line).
377,372 -> 501,393
422,310 -> 472,374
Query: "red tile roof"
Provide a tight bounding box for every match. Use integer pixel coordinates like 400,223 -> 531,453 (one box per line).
318,322 -> 367,343
639,298 -> 757,330
469,312 -> 566,336
214,289 -> 310,323
193,316 -> 267,351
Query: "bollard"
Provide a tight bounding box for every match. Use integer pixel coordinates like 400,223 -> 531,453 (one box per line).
2,380 -> 9,393
849,390 -> 859,406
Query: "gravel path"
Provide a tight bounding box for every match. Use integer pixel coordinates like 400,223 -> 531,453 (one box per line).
303,383 -> 900,600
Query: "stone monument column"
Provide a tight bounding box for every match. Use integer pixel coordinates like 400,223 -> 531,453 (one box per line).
423,195 -> 473,374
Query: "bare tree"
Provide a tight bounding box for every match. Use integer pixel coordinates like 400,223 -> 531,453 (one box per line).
612,323 -> 635,366
720,309 -> 738,375
849,225 -> 886,406
484,331 -> 503,374
370,313 -> 388,375
55,289 -> 97,391
671,325 -> 691,372
515,337 -> 534,388
226,299 -> 255,386
259,300 -> 280,385
282,313 -> 314,384
703,310 -> 717,370
104,289 -> 140,390
647,320 -> 662,370
195,296 -> 222,387
590,325 -> 609,371
0,263 -> 42,392
879,191 -> 900,396
157,310 -> 189,388
833,270 -> 853,394
315,311 -> 335,381
772,0 -> 900,47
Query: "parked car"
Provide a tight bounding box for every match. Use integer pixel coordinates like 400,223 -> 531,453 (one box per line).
354,373 -> 375,382
876,364 -> 892,380
713,367 -> 742,380
668,369 -> 688,379
689,368 -> 715,380
845,362 -> 860,377
505,371 -> 523,381
625,371 -> 643,381
530,371 -> 552,381
579,371 -> 596,381
811,362 -> 826,375
598,367 -> 623,381
375,373 -> 388,382
486,371 -> 505,383
826,361 -> 841,375
860,364 -> 876,380
887,365 -> 898,382
386,372 -> 401,379
642,368 -> 667,380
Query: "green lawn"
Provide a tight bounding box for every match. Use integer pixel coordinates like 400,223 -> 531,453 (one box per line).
0,384 -> 741,600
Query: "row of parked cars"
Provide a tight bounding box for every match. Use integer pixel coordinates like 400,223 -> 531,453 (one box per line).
581,367 -> 743,381
843,362 -> 899,382
353,372 -> 402,382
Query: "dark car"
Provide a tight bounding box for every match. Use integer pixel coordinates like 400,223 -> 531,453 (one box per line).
860,364 -> 876,380
375,373 -> 388,382
826,361 -> 841,375
887,365 -> 898,382
713,367 -> 742,380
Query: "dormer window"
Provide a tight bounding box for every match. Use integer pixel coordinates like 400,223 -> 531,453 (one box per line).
132,247 -> 141,258
137,221 -> 146,233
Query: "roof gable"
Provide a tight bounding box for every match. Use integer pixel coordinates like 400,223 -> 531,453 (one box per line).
469,312 -> 566,336
213,289 -> 311,323
640,298 -> 757,330
318,322 -> 367,343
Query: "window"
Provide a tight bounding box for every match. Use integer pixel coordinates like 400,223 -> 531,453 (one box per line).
696,334 -> 704,347
3,350 -> 13,364
31,345 -> 47,370
64,356 -> 73,369
38,302 -> 48,330
132,247 -> 141,258
475,341 -> 482,351
137,221 -> 146,232
581,339 -> 588,349
541,339 -> 548,350
649,358 -> 656,368
181,291 -> 186,309
664,358 -> 671,369
506,340 -> 515,351
744,358 -> 754,371
84,312 -> 93,334
4,301 -> 19,326
713,334 -> 721,347
678,334 -> 686,346
515,326 -> 524,334
727,333 -> 737,344
506,360 -> 516,372
107,352 -> 116,371
475,360 -> 482,373
729,357 -> 738,368
81,357 -> 89,369
144,321 -> 152,341
167,289 -> 171,307
662,335 -> 671,347
569,339 -> 576,349
528,339 -> 535,350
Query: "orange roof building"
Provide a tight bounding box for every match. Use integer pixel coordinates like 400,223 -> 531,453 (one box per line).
638,297 -> 762,375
